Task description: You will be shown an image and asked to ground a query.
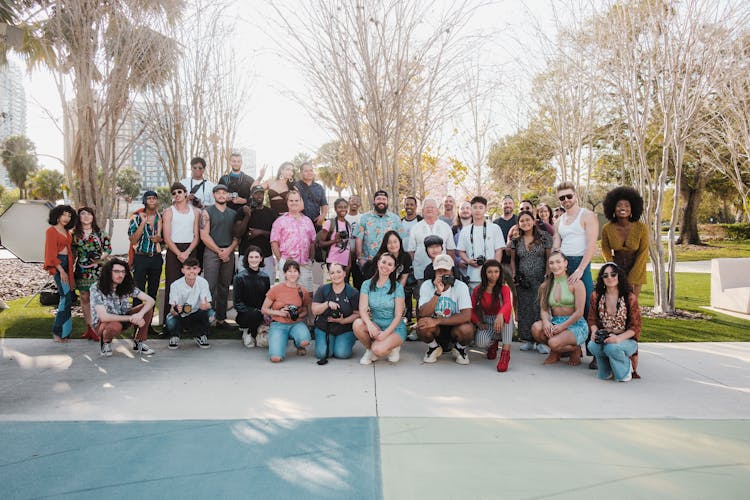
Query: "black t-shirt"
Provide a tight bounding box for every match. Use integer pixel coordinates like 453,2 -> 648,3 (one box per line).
493,215 -> 517,263
239,206 -> 277,258
313,284 -> 360,335
219,172 -> 255,212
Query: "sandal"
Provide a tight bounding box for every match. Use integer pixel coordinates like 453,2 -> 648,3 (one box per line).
568,345 -> 582,366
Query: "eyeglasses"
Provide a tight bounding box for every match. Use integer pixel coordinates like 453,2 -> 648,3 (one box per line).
601,272 -> 618,279
112,269 -> 128,274
558,194 -> 574,201
171,190 -> 184,195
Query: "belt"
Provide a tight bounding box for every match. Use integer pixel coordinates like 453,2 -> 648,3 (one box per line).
135,251 -> 158,257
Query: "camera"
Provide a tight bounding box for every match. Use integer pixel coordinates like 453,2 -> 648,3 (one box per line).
180,303 -> 193,317
287,305 -> 300,321
231,192 -> 238,199
338,230 -> 349,240
330,309 -> 342,319
514,273 -> 532,289
249,197 -> 262,209
475,256 -> 485,267
441,275 -> 455,287
594,329 -> 611,344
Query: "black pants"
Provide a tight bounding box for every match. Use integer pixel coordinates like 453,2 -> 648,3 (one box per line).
350,260 -> 365,290
236,308 -> 263,335
133,253 -> 163,305
165,309 -> 210,338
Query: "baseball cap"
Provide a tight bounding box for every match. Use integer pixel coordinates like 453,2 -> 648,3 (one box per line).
433,254 -> 454,271
213,184 -> 229,193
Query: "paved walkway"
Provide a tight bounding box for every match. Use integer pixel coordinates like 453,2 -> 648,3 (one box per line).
1,338 -> 749,499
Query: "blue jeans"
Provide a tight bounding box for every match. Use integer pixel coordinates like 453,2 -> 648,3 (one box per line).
314,327 -> 355,359
268,321 -> 311,360
165,309 -> 210,338
52,255 -> 73,338
566,256 -> 593,320
587,339 -> 638,381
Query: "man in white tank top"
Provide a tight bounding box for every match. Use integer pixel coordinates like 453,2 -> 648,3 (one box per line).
552,181 -> 599,366
162,182 -> 202,324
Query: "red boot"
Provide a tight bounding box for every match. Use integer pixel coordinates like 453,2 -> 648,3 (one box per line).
486,340 -> 499,360
497,349 -> 510,372
87,326 -> 100,342
81,328 -> 91,340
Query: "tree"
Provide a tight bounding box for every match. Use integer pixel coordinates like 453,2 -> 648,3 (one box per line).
1,135 -> 38,199
314,141 -> 351,197
28,168 -> 64,201
116,167 -> 142,201
269,0 -> 479,211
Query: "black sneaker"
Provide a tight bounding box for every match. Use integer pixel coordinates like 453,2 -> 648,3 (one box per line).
194,334 -> 210,349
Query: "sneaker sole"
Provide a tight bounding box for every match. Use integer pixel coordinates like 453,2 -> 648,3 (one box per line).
168,345 -> 179,350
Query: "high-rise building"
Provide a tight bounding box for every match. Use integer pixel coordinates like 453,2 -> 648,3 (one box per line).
0,61 -> 28,188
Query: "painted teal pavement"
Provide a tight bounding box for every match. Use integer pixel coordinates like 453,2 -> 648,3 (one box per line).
0,418 -> 382,500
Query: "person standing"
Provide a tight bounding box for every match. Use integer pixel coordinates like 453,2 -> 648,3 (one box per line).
128,191 -> 163,318
519,199 -> 554,236
553,181 -> 599,368
218,152 -> 263,212
90,258 -> 156,357
162,182 -> 201,320
439,195 -> 456,226
317,198 -> 352,273
180,156 -> 215,209
407,198 -> 455,289
265,162 -> 296,217
200,184 -> 239,328
73,207 -> 111,341
235,185 -> 278,282
295,162 -> 328,229
44,205 -> 77,343
346,194 -> 364,288
270,189 -> 317,293
401,196 -> 423,241
353,190 -> 404,281
493,195 -> 518,279
457,196 -> 505,291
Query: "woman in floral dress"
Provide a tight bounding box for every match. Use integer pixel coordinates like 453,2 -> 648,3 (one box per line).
73,207 -> 111,341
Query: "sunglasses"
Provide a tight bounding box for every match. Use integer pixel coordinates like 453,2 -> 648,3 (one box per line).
601,272 -> 618,278
171,190 -> 184,195
558,194 -> 574,201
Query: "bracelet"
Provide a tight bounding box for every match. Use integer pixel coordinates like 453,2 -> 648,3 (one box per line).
434,291 -> 441,297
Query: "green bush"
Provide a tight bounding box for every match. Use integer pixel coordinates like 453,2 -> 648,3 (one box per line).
721,223 -> 750,240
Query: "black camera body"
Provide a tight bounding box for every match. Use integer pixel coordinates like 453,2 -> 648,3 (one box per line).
441,274 -> 455,287
180,303 -> 193,317
594,329 -> 611,344
514,273 -> 533,289
475,256 -> 486,267
249,197 -> 262,209
338,230 -> 349,240
287,305 -> 300,321
330,309 -> 342,319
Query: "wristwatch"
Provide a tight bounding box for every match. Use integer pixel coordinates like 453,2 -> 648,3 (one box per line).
434,291 -> 441,297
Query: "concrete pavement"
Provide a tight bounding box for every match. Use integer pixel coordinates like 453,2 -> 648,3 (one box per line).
1,338 -> 749,499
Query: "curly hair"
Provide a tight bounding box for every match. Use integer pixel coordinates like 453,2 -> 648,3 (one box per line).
98,258 -> 135,297
602,186 -> 644,222
594,262 -> 632,298
48,205 -> 76,229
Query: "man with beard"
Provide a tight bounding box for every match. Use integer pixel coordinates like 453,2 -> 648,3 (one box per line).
235,185 -> 278,282
200,184 -> 240,328
439,195 -> 456,226
401,196 -> 422,241
218,152 -> 264,212
353,190 -> 404,281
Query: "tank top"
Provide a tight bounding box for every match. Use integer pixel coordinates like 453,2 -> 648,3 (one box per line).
548,276 -> 575,307
206,205 -> 236,247
170,206 -> 195,243
558,208 -> 587,257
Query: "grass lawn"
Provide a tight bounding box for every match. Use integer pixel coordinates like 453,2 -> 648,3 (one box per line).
2,271 -> 748,342
591,239 -> 750,263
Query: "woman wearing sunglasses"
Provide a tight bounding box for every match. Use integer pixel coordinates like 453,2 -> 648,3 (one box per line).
587,263 -> 641,382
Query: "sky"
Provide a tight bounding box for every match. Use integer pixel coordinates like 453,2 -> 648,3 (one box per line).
13,0 -> 556,176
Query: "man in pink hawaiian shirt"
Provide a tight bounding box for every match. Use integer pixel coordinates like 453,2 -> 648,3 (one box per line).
270,189 -> 317,291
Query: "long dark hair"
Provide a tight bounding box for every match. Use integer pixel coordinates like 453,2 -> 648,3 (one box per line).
479,259 -> 504,309
514,210 -> 541,248
538,251 -> 568,311
376,230 -> 406,261
73,206 -> 101,239
98,258 -> 135,297
595,262 -> 632,298
370,251 -> 398,295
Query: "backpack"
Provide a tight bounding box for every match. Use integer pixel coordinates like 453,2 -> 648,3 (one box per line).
316,218 -> 350,262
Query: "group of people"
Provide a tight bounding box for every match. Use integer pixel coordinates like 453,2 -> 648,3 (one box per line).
43,155 -> 648,381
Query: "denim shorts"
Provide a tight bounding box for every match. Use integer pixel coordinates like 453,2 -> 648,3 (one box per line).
552,315 -> 589,345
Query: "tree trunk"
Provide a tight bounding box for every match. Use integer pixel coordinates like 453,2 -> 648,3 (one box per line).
677,170 -> 706,245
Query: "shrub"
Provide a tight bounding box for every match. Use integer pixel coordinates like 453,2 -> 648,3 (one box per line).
721,223 -> 750,240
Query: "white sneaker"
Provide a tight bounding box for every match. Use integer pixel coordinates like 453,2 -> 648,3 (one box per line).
619,361 -> 633,382
100,342 -> 113,357
423,345 -> 443,363
241,329 -> 255,348
451,346 -> 470,365
137,342 -> 154,355
520,341 -> 536,351
359,349 -> 379,365
387,346 -> 400,363
256,331 -> 269,348
168,336 -> 179,349
407,330 -> 418,341
536,343 -> 550,354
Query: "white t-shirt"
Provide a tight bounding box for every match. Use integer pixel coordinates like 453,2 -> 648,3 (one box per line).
345,213 -> 361,251
457,222 -> 506,283
418,279 -> 472,318
407,219 -> 455,279
168,276 -> 212,310
180,177 -> 215,207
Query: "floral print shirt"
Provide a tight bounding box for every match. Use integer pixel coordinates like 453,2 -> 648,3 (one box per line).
353,211 -> 404,260
270,213 -> 317,265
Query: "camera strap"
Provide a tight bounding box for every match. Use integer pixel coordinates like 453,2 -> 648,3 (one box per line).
469,222 -> 487,258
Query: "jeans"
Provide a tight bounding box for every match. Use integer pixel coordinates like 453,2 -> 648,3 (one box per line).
165,309 -> 210,338
587,339 -> 638,381
52,255 -> 73,338
314,327 -> 355,359
566,256 -> 593,319
268,321 -> 310,360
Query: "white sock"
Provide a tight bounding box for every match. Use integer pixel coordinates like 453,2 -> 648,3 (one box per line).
428,340 -> 439,348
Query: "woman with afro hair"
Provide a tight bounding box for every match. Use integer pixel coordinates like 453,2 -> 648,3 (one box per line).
600,186 -> 649,297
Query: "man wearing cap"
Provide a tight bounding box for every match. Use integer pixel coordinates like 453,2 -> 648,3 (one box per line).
353,190 -> 404,280
128,190 -> 163,316
235,185 -> 278,281
200,184 -> 240,328
416,254 -> 474,365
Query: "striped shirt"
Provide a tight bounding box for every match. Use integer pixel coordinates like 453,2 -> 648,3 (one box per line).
128,210 -> 161,254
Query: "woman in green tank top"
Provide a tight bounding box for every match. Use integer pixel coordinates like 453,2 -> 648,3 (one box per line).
531,251 -> 589,365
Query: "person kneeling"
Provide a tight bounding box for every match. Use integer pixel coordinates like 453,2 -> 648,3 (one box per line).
531,251 -> 588,365
587,263 -> 641,382
311,262 -> 360,361
353,252 -> 407,364
165,257 -> 213,349
233,246 -> 271,348
417,254 -> 474,365
260,260 -> 311,363
90,258 -> 156,357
